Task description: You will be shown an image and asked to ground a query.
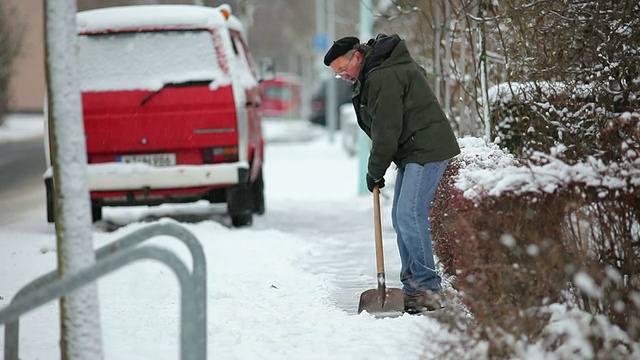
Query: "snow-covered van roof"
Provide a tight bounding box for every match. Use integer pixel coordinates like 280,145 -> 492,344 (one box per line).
76,4 -> 240,34
225,15 -> 244,37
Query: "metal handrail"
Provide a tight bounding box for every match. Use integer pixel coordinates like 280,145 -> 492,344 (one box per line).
1,222 -> 207,360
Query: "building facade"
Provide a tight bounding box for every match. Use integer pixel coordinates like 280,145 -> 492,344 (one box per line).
7,0 -> 45,112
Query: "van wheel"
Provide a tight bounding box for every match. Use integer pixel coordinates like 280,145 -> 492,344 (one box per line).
226,183 -> 253,227
231,212 -> 253,227
45,177 -> 103,223
252,169 -> 265,215
45,177 -> 55,223
92,202 -> 103,222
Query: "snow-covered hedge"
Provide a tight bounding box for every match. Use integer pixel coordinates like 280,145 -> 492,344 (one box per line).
455,130 -> 640,201
489,82 -> 639,164
431,133 -> 640,359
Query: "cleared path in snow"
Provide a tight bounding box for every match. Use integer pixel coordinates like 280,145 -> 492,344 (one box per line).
253,135 -> 404,315
253,196 -> 404,315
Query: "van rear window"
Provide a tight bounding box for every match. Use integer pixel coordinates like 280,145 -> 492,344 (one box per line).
265,86 -> 294,100
78,30 -> 231,92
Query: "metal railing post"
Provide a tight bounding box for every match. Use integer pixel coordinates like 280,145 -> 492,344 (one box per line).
2,222 -> 207,360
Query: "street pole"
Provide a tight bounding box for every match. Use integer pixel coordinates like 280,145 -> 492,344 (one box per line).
315,0 -> 326,77
238,0 -> 253,41
326,0 -> 337,142
44,1 -> 103,358
357,0 -> 372,195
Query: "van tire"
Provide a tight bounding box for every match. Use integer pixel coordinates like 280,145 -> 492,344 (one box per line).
92,202 -> 103,222
45,177 -> 103,223
231,212 -> 253,227
45,177 -> 55,223
252,169 -> 265,215
227,183 -> 254,227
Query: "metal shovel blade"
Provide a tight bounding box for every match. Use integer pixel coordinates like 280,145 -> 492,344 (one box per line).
358,186 -> 406,318
357,287 -> 405,317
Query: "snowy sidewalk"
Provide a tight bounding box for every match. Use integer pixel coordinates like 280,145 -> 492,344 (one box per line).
0,130 -> 464,359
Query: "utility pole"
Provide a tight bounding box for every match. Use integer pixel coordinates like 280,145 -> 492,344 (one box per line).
237,0 -> 254,40
357,0 -> 372,195
314,0 -> 326,86
44,1 -> 103,358
326,0 -> 337,142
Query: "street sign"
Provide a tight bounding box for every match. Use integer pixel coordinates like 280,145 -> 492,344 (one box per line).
313,33 -> 329,52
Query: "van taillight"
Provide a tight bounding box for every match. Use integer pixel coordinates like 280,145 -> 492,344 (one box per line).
202,146 -> 239,163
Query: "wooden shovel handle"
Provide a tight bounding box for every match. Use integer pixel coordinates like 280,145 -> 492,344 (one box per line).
373,184 -> 385,275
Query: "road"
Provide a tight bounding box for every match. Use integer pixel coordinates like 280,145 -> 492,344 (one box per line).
0,139 -> 47,227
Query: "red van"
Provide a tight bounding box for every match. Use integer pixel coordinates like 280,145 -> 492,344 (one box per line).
44,4 -> 273,227
260,73 -> 302,119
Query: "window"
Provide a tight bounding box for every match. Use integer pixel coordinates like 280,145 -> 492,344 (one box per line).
78,30 -> 228,91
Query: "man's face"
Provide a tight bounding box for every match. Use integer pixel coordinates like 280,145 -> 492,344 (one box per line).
330,51 -> 361,84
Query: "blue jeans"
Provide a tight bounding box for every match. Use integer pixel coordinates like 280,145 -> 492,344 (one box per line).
391,160 -> 449,295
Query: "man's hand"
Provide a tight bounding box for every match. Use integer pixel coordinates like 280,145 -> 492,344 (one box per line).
366,173 -> 385,192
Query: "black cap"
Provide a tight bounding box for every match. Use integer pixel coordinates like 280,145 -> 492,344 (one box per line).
323,36 -> 360,66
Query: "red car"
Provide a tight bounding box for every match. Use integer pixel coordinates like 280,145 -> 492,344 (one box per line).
44,4 -> 273,227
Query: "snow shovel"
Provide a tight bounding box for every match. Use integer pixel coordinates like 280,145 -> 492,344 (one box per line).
357,184 -> 405,317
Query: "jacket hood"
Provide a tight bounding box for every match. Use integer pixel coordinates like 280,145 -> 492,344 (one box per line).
359,34 -> 409,81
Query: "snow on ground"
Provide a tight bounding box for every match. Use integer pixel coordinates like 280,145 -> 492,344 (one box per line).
3,114 -> 638,359
0,115 -> 468,359
261,117 -> 325,144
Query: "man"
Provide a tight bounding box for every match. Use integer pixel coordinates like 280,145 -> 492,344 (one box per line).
324,35 -> 460,313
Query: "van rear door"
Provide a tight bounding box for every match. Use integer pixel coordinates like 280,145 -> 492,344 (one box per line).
77,29 -> 237,166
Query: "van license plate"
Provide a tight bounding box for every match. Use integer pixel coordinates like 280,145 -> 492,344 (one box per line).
118,153 -> 176,166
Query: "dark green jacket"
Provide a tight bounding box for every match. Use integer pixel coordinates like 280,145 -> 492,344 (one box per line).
352,34 -> 460,180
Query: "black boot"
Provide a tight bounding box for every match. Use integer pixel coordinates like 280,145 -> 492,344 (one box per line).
404,291 -> 443,314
